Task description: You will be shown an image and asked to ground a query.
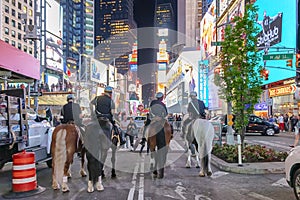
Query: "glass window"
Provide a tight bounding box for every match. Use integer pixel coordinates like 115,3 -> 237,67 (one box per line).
28,9 -> 32,16
23,6 -> 27,13
4,38 -> 9,43
23,46 -> 27,52
5,0 -> 9,3
29,47 -> 32,54
12,41 -> 16,46
12,20 -> 16,27
4,27 -> 9,35
12,9 -> 15,16
5,5 -> 9,13
29,0 -> 32,7
5,16 -> 9,24
18,43 -> 21,50
29,19 -> 32,25
18,2 -> 21,10
18,23 -> 21,30
24,0 -> 27,3
18,12 -> 21,19
12,0 -> 15,6
18,33 -> 22,40
11,30 -> 16,38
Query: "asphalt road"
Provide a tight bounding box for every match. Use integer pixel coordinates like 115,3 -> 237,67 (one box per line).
0,132 -> 296,200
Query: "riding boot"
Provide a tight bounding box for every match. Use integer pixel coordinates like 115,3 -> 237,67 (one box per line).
158,168 -> 164,179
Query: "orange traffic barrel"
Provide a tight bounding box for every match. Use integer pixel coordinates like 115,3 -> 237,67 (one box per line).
12,150 -> 37,192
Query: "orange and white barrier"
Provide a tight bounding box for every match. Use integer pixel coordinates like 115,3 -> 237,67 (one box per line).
12,150 -> 37,192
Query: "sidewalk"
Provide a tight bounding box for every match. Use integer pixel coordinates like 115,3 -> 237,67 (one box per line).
211,154 -> 285,175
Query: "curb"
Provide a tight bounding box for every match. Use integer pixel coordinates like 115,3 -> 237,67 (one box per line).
211,154 -> 285,175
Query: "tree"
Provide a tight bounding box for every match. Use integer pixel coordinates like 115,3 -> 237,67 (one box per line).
214,3 -> 263,147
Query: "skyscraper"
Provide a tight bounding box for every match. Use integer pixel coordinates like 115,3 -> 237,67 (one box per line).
61,0 -> 94,81
94,0 -> 136,74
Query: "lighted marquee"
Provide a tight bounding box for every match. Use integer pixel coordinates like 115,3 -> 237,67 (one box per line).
268,84 -> 296,97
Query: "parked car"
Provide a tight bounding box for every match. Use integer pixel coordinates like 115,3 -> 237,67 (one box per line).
211,114 -> 279,136
285,146 -> 300,200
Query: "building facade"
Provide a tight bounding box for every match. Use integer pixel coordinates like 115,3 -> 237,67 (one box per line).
1,0 -> 35,56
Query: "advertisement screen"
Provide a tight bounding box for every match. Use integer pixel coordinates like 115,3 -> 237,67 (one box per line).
255,0 -> 296,84
90,58 -> 107,83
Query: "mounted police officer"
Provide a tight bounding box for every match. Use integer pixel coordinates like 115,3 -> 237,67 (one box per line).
90,86 -> 125,145
61,94 -> 82,126
149,92 -> 168,120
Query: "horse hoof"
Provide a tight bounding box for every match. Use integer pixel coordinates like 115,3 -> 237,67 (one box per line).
185,164 -> 191,168
87,181 -> 94,193
199,172 -> 205,177
207,171 -> 212,177
62,184 -> 70,193
52,183 -> 60,190
80,169 -> 87,177
111,173 -> 116,178
153,170 -> 158,178
196,165 -> 200,169
67,171 -> 72,178
96,182 -> 104,191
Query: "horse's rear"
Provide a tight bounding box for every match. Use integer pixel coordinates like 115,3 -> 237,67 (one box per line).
146,119 -> 173,178
51,124 -> 79,192
192,118 -> 214,177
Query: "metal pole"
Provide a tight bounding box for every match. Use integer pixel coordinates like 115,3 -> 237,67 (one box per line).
107,66 -> 109,86
78,53 -> 81,103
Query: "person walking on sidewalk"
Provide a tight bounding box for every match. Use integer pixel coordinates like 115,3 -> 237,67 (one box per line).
290,114 -> 300,148
126,117 -> 137,151
278,114 -> 284,132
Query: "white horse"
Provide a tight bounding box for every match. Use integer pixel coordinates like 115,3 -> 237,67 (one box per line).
182,114 -> 214,177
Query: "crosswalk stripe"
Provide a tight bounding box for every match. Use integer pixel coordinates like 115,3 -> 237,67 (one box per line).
169,140 -> 185,151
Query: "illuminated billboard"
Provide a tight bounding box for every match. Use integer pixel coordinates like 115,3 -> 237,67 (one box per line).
255,0 -> 296,84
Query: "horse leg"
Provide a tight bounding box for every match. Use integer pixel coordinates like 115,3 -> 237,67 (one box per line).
156,129 -> 167,179
80,147 -> 87,177
100,149 -> 108,178
185,147 -> 192,168
206,153 -> 213,176
111,145 -> 117,178
51,162 -> 60,190
62,162 -> 71,192
195,153 -> 200,168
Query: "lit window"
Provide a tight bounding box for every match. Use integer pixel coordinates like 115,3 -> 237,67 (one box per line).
29,9 -> 33,16
4,27 -> 9,35
23,6 -> 27,13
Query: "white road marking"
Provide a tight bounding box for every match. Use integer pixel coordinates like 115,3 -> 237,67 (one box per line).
271,177 -> 289,187
174,185 -> 187,200
210,171 -> 229,179
138,157 -> 145,200
170,140 -> 185,151
128,162 -> 139,200
247,192 -> 275,200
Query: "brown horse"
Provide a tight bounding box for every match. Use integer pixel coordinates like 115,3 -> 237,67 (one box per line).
51,124 -> 85,192
145,118 -> 173,178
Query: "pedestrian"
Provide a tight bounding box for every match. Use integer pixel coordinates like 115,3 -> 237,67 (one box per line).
139,113 -> 151,154
120,115 -> 130,148
126,117 -> 137,151
284,114 -> 289,132
290,114 -> 300,148
278,114 -> 284,132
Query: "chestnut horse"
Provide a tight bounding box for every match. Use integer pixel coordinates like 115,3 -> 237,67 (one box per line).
51,124 -> 84,192
145,118 -> 173,178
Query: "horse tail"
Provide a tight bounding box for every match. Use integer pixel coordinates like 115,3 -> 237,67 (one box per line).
53,128 -> 67,186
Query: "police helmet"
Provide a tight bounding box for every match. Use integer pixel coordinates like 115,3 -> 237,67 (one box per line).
104,86 -> 113,93
189,91 -> 197,97
155,92 -> 164,99
67,94 -> 75,101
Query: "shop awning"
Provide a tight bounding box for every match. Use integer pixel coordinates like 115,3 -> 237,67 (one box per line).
167,103 -> 182,114
0,40 -> 40,80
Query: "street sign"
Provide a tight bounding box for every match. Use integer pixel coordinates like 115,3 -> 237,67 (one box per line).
211,41 -> 223,46
263,53 -> 293,60
199,59 -> 209,65
30,92 -> 43,97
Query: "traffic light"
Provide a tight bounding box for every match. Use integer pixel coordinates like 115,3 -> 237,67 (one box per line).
296,54 -> 300,68
286,59 -> 293,67
260,68 -> 269,80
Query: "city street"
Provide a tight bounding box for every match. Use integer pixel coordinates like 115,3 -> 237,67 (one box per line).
0,132 -> 296,200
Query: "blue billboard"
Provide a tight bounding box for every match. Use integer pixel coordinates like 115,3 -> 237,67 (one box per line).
255,0 -> 297,84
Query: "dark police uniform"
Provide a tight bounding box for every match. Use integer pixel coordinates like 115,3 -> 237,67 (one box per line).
91,94 -> 115,122
149,99 -> 168,119
61,101 -> 82,125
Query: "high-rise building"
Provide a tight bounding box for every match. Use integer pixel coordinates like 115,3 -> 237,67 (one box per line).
94,0 -> 136,74
178,0 -> 205,47
61,0 -> 94,81
0,0 -> 35,56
